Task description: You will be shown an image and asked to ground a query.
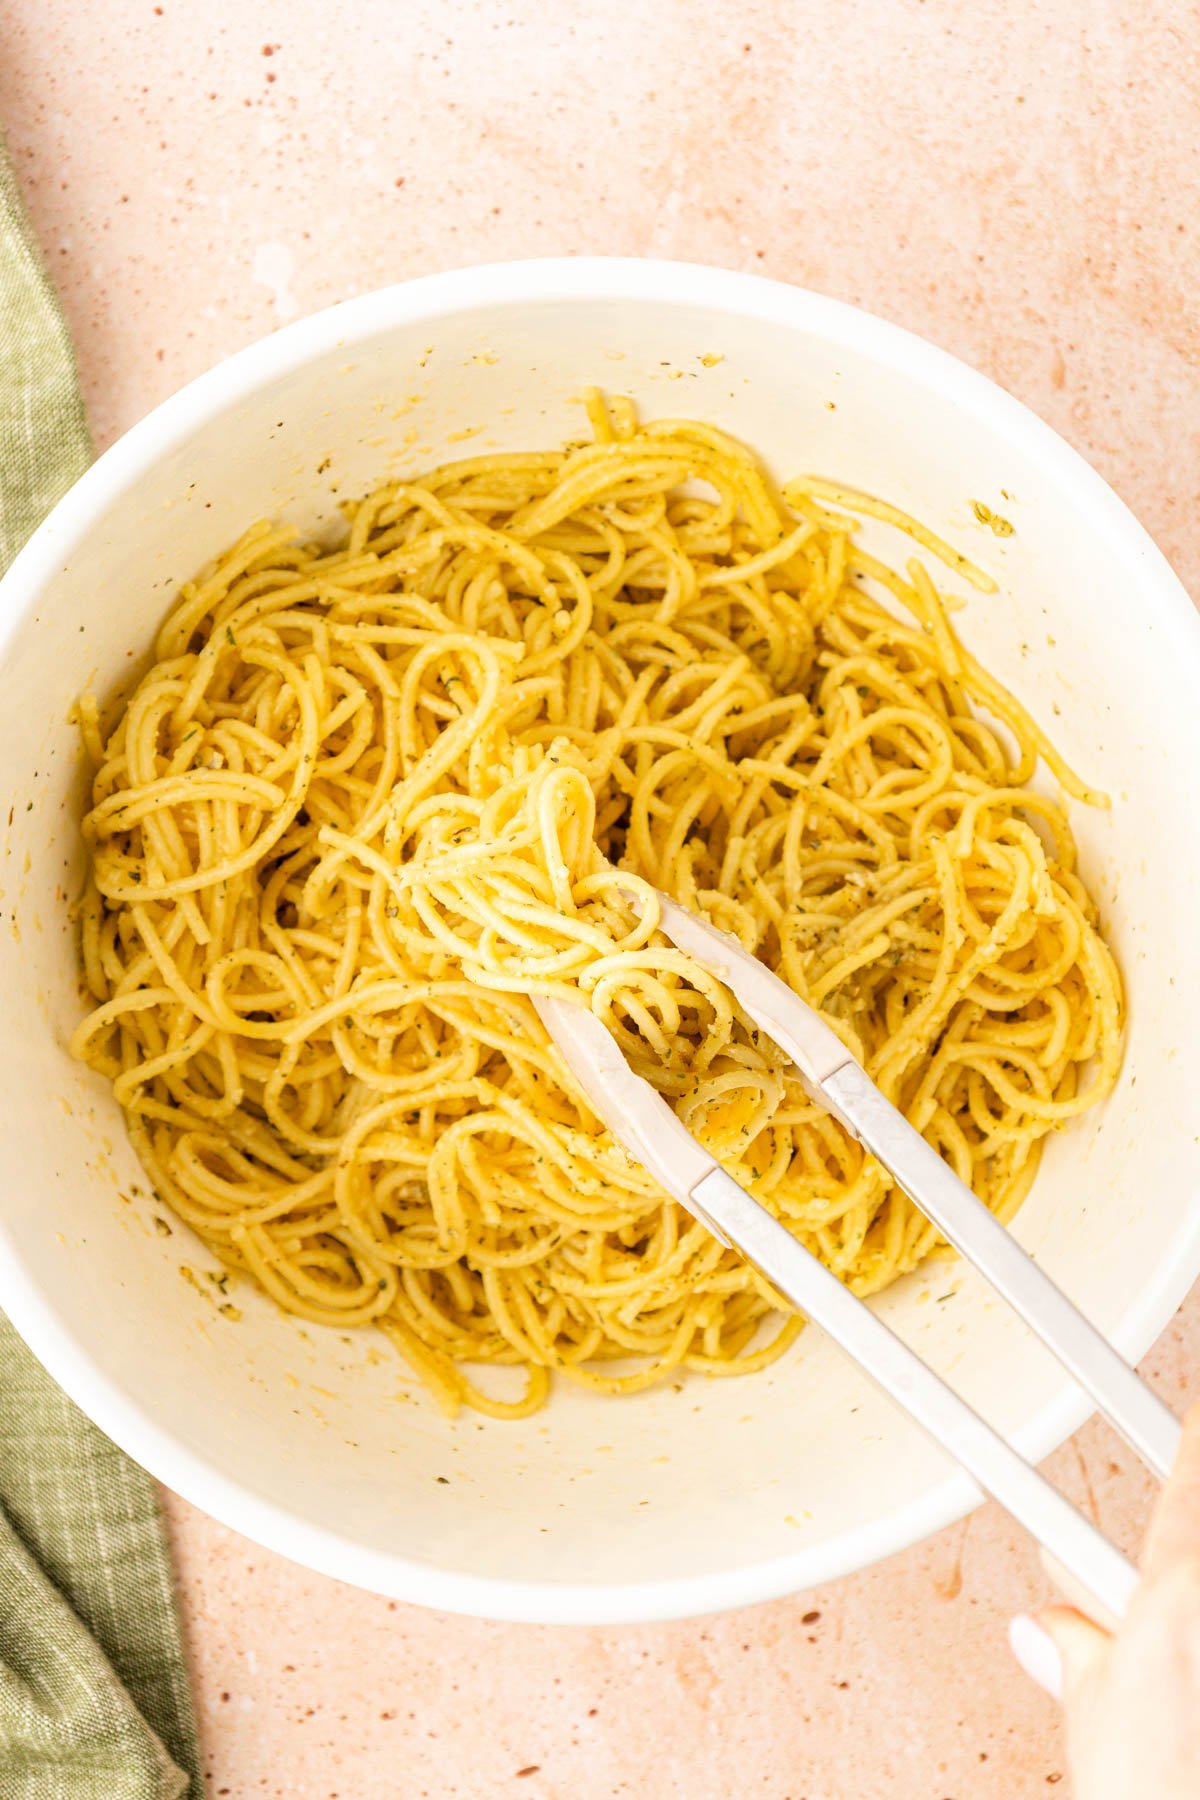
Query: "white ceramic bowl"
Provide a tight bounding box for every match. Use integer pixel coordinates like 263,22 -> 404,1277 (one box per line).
2,259 -> 1198,1624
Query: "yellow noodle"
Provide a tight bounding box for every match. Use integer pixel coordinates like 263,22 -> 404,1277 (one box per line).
71,397 -> 1123,1417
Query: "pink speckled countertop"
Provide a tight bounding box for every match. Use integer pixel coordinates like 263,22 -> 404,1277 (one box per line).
4,4 -> 1199,1795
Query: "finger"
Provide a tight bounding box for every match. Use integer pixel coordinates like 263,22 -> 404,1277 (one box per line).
1009,1614 -> 1065,1698
1037,1605 -> 1111,1698
1143,1399 -> 1200,1580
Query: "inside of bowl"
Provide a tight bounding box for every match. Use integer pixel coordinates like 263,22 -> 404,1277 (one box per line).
2,280 -> 1198,1614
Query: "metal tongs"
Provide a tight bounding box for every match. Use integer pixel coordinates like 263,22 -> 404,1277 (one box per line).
535,887 -> 1181,1628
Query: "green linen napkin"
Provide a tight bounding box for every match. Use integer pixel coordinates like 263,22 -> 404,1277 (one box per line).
1,138 -> 202,1799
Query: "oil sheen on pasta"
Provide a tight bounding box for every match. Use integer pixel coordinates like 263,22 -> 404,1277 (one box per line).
71,394 -> 1123,1418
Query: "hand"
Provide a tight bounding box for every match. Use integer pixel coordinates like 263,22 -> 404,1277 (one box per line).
1009,1402 -> 1200,1800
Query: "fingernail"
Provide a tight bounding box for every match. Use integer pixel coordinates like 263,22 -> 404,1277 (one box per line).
1009,1614 -> 1063,1699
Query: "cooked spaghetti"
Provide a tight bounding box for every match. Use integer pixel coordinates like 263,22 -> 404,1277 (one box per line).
71,394 -> 1123,1418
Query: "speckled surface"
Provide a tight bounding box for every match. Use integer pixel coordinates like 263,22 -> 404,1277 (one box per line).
3,3 -> 1198,1794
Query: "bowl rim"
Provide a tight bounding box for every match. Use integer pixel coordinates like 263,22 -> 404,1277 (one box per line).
2,254 -> 1199,1624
